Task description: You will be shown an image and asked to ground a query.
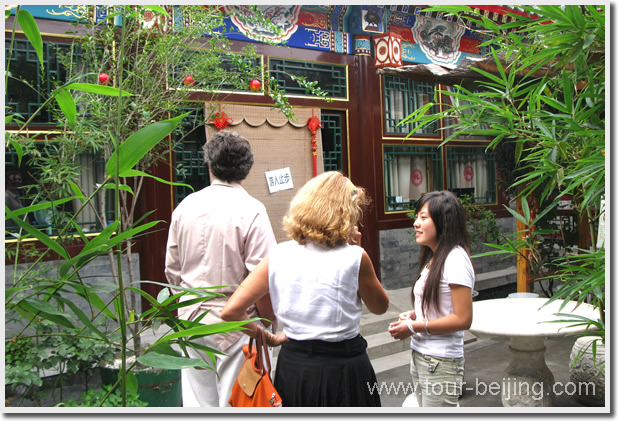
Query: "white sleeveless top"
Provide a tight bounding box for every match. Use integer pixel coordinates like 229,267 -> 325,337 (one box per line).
268,240 -> 364,342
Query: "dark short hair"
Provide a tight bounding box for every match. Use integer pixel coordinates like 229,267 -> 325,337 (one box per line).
203,131 -> 254,182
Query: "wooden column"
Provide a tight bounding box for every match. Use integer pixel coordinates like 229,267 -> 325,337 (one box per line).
516,195 -> 530,292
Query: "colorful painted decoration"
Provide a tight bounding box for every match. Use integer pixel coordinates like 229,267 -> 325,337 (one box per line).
373,32 -> 402,68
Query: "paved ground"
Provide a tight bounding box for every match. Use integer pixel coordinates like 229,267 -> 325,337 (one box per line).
373,287 -> 604,409
376,335 -> 589,408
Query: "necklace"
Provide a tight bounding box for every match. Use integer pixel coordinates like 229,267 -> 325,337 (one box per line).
426,258 -> 433,269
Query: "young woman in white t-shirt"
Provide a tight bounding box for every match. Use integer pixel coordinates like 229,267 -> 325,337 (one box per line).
388,190 -> 475,407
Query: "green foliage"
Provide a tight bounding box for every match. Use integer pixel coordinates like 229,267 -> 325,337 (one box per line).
57,385 -> 148,407
412,5 -> 605,341
5,337 -> 44,388
458,194 -> 502,252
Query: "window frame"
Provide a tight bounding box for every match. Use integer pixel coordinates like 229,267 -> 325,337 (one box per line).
268,56 -> 349,101
378,74 -> 502,221
382,143 -> 444,214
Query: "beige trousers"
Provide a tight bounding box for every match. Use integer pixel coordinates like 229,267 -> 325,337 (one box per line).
181,334 -> 249,407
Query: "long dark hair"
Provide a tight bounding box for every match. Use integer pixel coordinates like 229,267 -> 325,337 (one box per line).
412,191 -> 471,317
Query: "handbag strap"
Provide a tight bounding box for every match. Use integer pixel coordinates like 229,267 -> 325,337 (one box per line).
250,325 -> 272,376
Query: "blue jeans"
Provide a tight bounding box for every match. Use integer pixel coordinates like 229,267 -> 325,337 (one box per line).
410,350 -> 464,407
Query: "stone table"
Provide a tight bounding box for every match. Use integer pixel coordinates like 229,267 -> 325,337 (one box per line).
469,297 -> 598,407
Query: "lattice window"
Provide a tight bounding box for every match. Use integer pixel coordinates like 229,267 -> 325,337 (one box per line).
5,146 -> 107,238
269,58 -> 347,99
172,107 -> 209,205
5,39 -> 82,124
383,75 -> 439,135
446,146 -> 496,205
383,145 -> 443,212
321,113 -> 343,173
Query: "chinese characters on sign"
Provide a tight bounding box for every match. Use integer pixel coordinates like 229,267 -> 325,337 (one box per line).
265,167 -> 294,193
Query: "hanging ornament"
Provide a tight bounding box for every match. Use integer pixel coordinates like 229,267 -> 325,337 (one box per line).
184,75 -> 195,86
98,72 -> 110,84
249,79 -> 262,91
208,106 -> 233,130
306,112 -> 322,177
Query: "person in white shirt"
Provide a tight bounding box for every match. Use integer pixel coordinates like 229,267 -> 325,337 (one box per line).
388,190 -> 475,407
222,171 -> 389,406
165,130 -> 276,407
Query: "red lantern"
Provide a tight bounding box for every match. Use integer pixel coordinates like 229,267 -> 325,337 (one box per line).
184,75 -> 195,86
98,72 -> 110,85
306,114 -> 322,177
249,79 -> 261,91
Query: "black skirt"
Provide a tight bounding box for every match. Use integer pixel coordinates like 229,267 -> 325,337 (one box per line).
273,334 -> 381,407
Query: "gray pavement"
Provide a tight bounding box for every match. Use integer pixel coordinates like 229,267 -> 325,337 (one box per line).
376,335 -> 587,407
373,286 -> 602,408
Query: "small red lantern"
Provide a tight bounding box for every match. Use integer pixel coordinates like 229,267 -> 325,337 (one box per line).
249,79 -> 261,91
184,75 -> 195,86
306,114 -> 322,177
98,72 -> 110,85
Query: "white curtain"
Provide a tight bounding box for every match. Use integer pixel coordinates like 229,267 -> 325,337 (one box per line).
387,89 -> 405,133
450,152 -> 489,201
72,153 -> 104,231
389,154 -> 431,203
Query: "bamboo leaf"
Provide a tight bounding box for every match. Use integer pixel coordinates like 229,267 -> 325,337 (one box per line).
154,320 -> 258,345
142,5 -> 170,17
54,296 -> 110,342
105,220 -> 160,248
19,298 -> 74,329
503,205 -> 528,226
8,139 -> 24,166
126,372 -> 139,398
137,351 -> 213,371
60,83 -> 133,97
469,66 -> 507,86
5,207 -> 70,259
54,89 -> 77,129
9,197 -> 77,217
539,96 -> 569,114
157,287 -> 171,303
106,112 -> 190,176
17,9 -> 43,68
70,283 -> 118,321
119,169 -> 194,191
98,182 -> 135,195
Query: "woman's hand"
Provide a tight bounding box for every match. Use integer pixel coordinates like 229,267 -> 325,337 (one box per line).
399,310 -> 416,321
388,320 -> 412,340
266,331 -> 289,347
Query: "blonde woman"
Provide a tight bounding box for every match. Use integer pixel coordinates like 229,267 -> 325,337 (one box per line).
222,171 -> 389,406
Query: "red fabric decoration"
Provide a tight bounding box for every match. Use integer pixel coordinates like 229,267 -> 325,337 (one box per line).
209,111 -> 232,130
306,114 -> 322,177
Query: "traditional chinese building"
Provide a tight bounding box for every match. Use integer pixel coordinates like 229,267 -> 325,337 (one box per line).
6,5 -> 528,301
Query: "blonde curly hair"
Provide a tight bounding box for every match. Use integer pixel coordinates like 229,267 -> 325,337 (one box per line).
283,171 -> 370,247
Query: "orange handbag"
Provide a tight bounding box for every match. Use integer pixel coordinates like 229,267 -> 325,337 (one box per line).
229,326 -> 282,407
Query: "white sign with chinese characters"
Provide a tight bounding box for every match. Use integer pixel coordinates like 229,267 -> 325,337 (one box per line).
265,167 -> 293,193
